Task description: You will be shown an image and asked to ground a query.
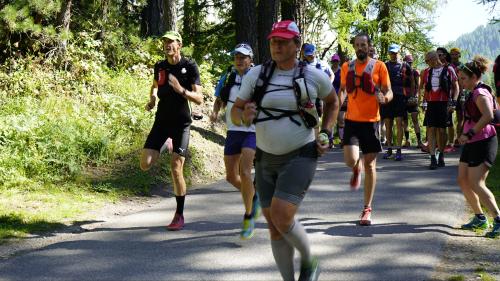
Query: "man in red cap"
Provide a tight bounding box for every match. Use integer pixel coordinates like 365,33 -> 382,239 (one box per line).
231,20 -> 339,281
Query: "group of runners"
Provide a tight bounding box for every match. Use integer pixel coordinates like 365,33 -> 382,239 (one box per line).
139,21 -> 499,281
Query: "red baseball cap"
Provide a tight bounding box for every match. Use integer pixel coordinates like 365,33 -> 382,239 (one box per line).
267,20 -> 300,39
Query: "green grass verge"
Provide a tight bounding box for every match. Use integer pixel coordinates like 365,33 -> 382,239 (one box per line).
486,147 -> 500,205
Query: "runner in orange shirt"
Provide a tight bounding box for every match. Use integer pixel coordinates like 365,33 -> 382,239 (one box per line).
340,33 -> 393,226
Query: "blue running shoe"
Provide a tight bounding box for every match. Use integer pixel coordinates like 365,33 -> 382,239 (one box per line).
394,151 -> 403,161
485,220 -> 500,238
252,192 -> 262,219
461,216 -> 489,230
383,149 -> 393,159
240,217 -> 255,240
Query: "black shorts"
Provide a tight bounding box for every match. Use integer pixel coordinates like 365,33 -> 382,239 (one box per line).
380,94 -> 406,119
143,118 -> 190,157
460,136 -> 498,167
342,119 -> 382,154
425,101 -> 449,128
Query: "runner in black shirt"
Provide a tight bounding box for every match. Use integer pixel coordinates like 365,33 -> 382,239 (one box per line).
140,31 -> 203,231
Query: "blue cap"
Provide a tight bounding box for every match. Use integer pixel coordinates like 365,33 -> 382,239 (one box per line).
303,43 -> 316,56
388,43 -> 400,53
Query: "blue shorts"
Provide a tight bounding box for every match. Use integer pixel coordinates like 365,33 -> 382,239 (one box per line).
224,130 -> 256,155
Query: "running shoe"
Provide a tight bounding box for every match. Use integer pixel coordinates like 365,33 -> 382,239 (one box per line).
403,140 -> 411,148
166,213 -> 184,231
461,216 -> 489,230
298,257 -> 320,281
394,151 -> 403,161
359,207 -> 372,226
438,154 -> 445,167
421,144 -> 429,153
485,220 -> 500,238
429,156 -> 438,170
240,217 -> 255,240
382,149 -> 393,159
444,144 -> 455,153
350,160 -> 363,191
417,141 -> 424,150
252,193 -> 262,219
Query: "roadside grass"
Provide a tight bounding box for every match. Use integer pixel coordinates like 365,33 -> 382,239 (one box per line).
486,147 -> 500,205
0,184 -> 114,241
474,267 -> 497,281
446,275 -> 465,281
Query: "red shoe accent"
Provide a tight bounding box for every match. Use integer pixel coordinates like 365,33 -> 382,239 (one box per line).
359,207 -> 372,226
166,213 -> 184,231
444,145 -> 455,153
420,145 -> 429,153
350,160 -> 363,191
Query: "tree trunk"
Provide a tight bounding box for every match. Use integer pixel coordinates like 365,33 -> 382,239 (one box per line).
57,0 -> 72,51
163,0 -> 177,32
257,0 -> 278,64
98,0 -> 108,40
280,0 -> 306,39
141,0 -> 177,37
377,0 -> 391,60
141,0 -> 163,37
183,0 -> 200,47
232,0 -> 257,52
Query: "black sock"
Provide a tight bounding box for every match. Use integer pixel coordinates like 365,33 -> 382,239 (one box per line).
244,213 -> 253,220
397,148 -> 401,153
404,131 -> 409,141
495,216 -> 500,223
416,133 -> 421,142
476,213 -> 486,220
175,195 -> 185,215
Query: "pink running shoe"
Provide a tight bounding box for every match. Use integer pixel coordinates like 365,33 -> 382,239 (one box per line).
359,207 -> 372,226
350,160 -> 363,191
444,144 -> 455,153
166,213 -> 184,231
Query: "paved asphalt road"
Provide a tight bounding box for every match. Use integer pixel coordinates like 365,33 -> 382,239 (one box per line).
0,148 -> 470,281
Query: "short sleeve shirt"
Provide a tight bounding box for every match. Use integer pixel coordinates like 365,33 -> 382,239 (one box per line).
214,70 -> 255,132
463,87 -> 497,143
340,59 -> 390,122
154,57 -> 201,125
237,62 -> 334,155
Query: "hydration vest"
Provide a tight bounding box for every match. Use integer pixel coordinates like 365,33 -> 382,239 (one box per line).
425,66 -> 452,98
464,83 -> 500,129
345,59 -> 377,95
251,60 -> 319,128
385,61 -> 411,96
220,67 -> 240,105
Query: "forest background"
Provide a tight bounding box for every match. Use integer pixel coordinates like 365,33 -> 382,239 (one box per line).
0,0 -> 499,239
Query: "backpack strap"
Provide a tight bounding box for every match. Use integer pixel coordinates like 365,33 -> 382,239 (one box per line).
252,60 -> 301,126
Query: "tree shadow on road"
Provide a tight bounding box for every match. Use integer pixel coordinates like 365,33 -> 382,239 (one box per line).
300,218 -> 477,238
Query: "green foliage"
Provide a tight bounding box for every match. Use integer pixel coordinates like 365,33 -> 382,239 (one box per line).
486,148 -> 500,206
0,57 -> 152,189
450,23 -> 500,61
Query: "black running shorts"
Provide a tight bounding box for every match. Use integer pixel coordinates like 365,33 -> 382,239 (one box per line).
425,101 -> 449,128
380,94 -> 406,119
342,120 -> 382,154
143,119 -> 190,157
459,136 -> 497,168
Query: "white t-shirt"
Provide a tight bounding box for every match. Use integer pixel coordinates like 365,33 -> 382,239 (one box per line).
237,62 -> 334,155
225,74 -> 256,132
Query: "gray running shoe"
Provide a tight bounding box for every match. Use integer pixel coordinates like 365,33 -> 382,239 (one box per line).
298,257 -> 320,281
